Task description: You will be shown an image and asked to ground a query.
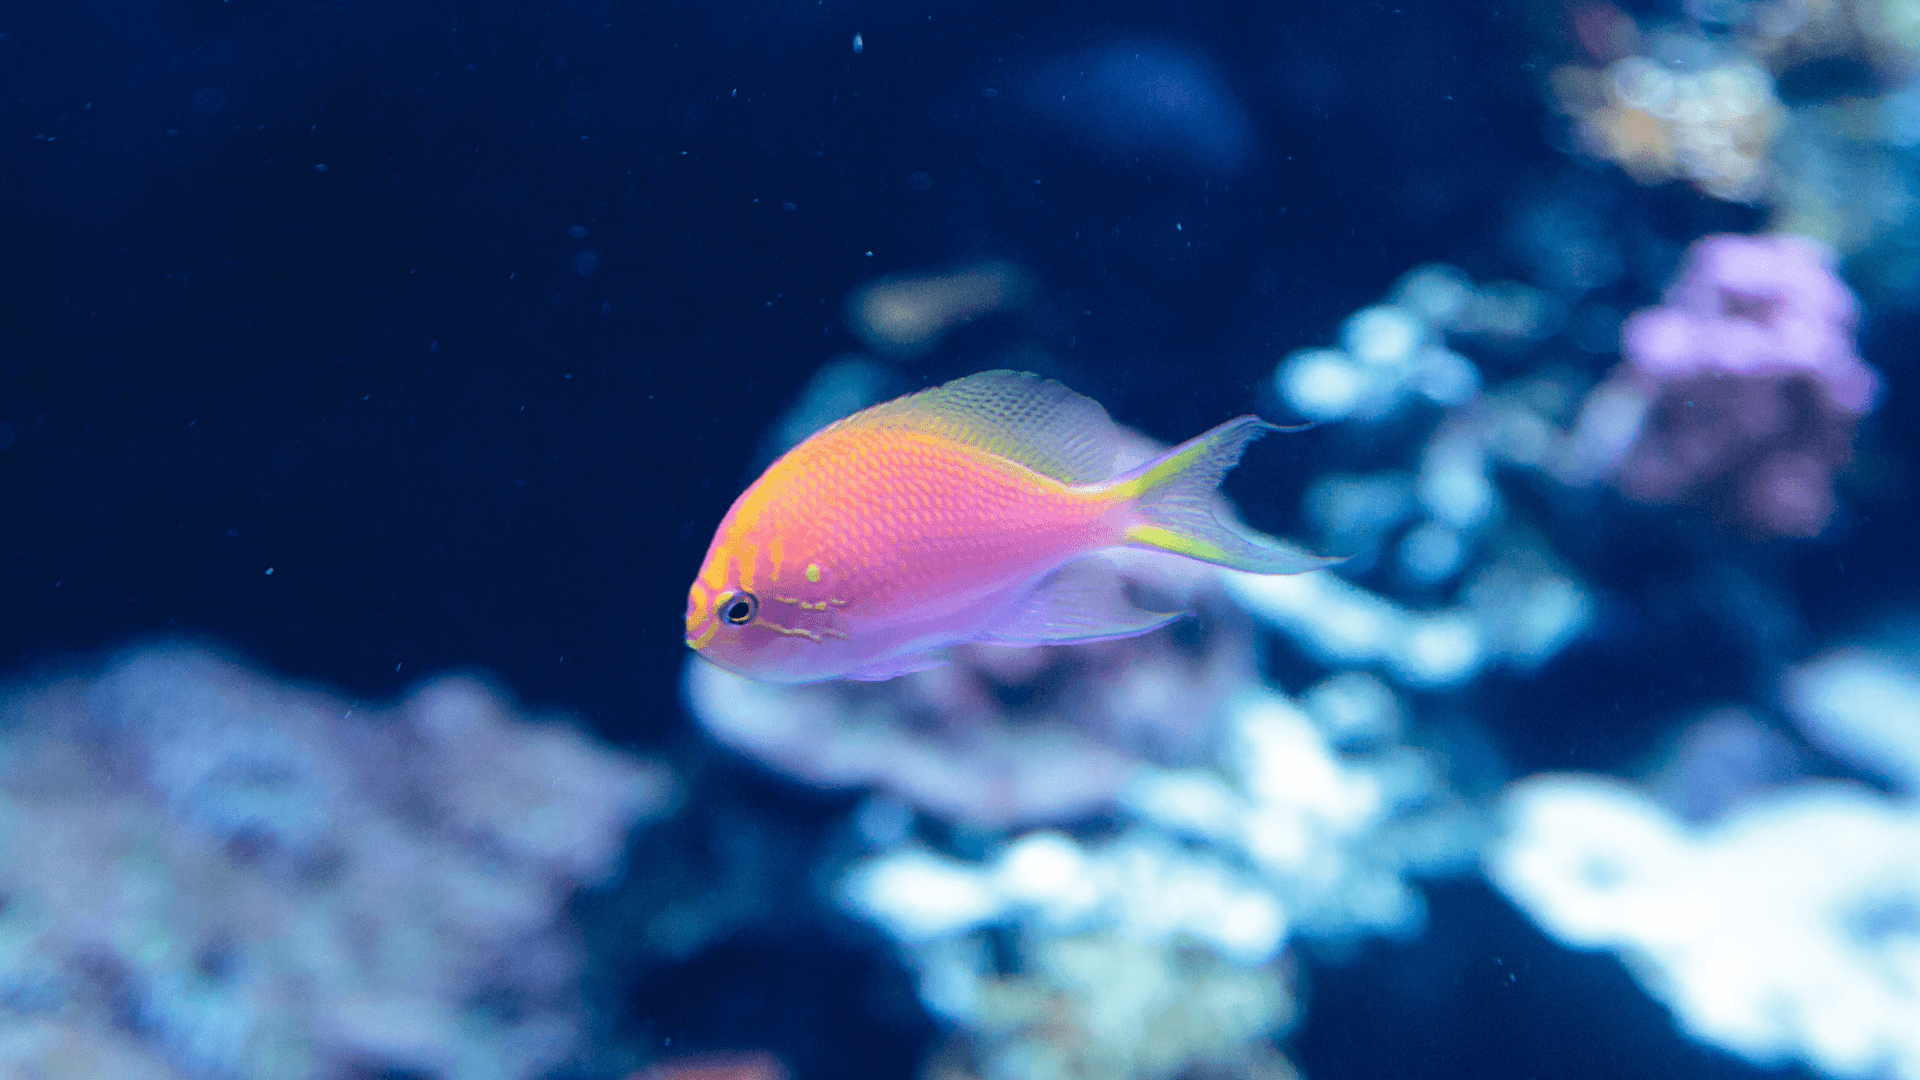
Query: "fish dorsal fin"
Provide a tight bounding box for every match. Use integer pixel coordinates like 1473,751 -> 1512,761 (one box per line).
833,370 -> 1121,484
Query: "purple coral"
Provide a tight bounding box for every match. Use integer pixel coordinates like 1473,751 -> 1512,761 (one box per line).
1565,233 -> 1880,537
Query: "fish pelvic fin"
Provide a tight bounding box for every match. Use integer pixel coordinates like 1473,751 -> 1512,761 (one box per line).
843,651 -> 952,681
1106,415 -> 1343,575
975,556 -> 1183,646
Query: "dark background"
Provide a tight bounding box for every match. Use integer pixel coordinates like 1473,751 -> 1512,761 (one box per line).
1,0 -> 1547,725
0,1 -> 1886,1078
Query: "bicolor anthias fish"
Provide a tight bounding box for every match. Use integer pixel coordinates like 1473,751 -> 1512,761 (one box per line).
684,370 -> 1336,683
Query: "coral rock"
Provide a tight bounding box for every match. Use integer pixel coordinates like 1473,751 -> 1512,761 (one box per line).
1563,233 -> 1880,538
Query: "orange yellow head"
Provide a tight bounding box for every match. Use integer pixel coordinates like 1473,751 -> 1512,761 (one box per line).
683,494 -> 857,683
682,539 -> 775,678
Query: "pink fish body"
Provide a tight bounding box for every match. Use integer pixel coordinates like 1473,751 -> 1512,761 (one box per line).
685,370 -> 1332,683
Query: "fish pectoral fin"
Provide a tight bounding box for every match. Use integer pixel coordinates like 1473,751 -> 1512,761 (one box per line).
844,651 -> 952,682
976,556 -> 1184,647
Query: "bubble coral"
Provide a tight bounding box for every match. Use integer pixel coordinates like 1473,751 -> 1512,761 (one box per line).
1562,232 -> 1880,537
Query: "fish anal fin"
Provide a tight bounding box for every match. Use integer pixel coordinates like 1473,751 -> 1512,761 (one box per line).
829,369 -> 1120,484
845,652 -> 952,682
977,557 -> 1184,647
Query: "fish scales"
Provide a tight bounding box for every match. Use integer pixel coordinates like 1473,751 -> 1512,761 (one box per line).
778,425 -> 1104,607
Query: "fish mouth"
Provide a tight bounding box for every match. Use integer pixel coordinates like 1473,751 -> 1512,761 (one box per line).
685,620 -> 719,650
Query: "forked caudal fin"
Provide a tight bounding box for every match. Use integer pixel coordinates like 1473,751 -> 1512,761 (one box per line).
1106,416 -> 1343,575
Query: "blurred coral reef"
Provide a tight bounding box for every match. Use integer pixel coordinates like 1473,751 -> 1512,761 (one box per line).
827,686 -> 1477,1080
1546,0 -> 1920,292
0,645 -> 671,1080
1268,264 -> 1594,684
1564,232 -> 1879,536
1282,234 -> 1879,544
1781,644 -> 1920,793
1551,15 -> 1784,203
1492,773 -> 1920,1079
915,933 -> 1300,1080
1489,641 -> 1920,1080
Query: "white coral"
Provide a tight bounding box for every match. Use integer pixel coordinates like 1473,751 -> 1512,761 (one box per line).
1491,774 -> 1920,1080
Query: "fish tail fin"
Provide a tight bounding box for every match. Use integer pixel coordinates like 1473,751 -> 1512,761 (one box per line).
1106,416 -> 1342,575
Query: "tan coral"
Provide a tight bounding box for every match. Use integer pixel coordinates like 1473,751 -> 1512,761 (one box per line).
1554,53 -> 1785,203
924,933 -> 1298,1080
1737,0 -> 1920,80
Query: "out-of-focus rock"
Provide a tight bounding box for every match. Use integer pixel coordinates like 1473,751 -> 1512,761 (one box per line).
917,932 -> 1298,1080
1645,708 -> 1806,823
1563,232 -> 1878,537
0,1018 -> 188,1080
1550,45 -> 1784,203
1491,773 -> 1920,1080
0,644 -> 672,1080
1782,646 -> 1920,794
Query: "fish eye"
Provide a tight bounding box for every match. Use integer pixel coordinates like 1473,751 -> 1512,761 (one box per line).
722,591 -> 758,626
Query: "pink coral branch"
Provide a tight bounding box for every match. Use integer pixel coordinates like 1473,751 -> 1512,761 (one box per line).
1564,233 -> 1881,538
